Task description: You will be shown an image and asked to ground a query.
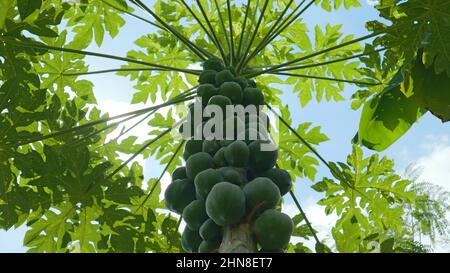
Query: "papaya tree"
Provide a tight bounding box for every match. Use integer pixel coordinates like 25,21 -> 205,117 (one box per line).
0,0 -> 449,253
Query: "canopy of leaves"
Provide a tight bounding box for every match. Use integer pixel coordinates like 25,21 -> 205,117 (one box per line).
354,0 -> 450,150
0,0 -> 183,253
0,0 -> 447,253
357,70 -> 426,151
370,0 -> 450,76
313,145 -> 416,252
402,53 -> 450,122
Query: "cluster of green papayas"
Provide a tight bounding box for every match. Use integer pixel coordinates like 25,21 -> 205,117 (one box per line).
165,58 -> 294,253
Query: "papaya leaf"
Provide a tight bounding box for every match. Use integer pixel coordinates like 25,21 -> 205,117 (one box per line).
17,0 -> 42,20
280,24 -> 363,107
370,0 -> 450,76
0,0 -> 15,29
315,145 -> 415,252
402,54 -> 450,122
287,242 -> 313,253
2,0 -> 443,254
24,203 -> 75,252
66,0 -> 126,48
351,44 -> 401,110
315,0 -> 361,12
277,105 -> 329,181
357,70 -> 426,151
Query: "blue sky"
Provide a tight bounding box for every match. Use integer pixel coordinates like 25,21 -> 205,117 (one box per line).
1,1 -> 449,252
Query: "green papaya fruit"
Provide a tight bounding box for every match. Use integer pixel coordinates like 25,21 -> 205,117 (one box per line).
215,69 -> 235,86
218,139 -> 234,147
197,84 -> 218,105
207,95 -> 232,112
219,81 -> 243,104
183,139 -> 204,161
198,239 -> 221,253
202,140 -> 220,156
182,200 -> 209,230
164,178 -> 196,214
235,76 -> 249,90
260,168 -> 292,196
206,182 -> 246,226
172,166 -> 187,181
224,140 -> 249,167
253,209 -> 293,250
213,147 -> 228,167
243,87 -> 265,106
181,227 -> 203,253
199,218 -> 223,241
199,70 -> 217,85
246,168 -> 259,182
218,167 -> 247,186
243,177 -> 280,215
248,140 -> 278,173
186,152 -> 214,179
194,168 -> 224,199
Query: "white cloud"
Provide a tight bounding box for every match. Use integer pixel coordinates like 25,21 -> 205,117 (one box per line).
303,198 -> 338,249
414,134 -> 450,252
419,134 -> 449,149
283,196 -> 337,250
416,134 -> 450,191
366,0 -> 380,6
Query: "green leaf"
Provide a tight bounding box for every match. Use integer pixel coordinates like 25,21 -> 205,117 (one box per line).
315,242 -> 332,253
293,224 -> 313,238
0,0 -> 15,29
370,0 -> 450,76
315,0 -> 361,11
24,203 -> 75,252
402,54 -> 450,122
25,24 -> 59,37
2,0 -> 444,254
276,105 -> 329,181
66,0 -> 126,49
131,90 -> 150,104
315,145 -> 416,252
80,0 -> 89,13
351,44 -> 401,110
358,70 -> 426,151
380,238 -> 395,253
17,0 -> 42,20
71,206 -> 102,253
288,242 -> 313,253
311,180 -> 328,192
285,24 -> 363,107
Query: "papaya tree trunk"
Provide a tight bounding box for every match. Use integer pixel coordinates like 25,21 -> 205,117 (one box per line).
219,223 -> 257,253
